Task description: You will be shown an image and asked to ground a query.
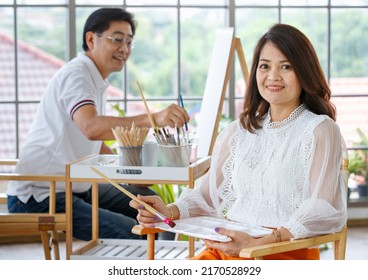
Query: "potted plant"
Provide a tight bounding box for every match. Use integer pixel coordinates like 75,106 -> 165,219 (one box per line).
348,128 -> 368,198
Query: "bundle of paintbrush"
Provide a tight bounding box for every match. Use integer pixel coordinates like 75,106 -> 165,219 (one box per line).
158,142 -> 192,167
136,81 -> 192,166
112,123 -> 150,166
154,127 -> 192,167
153,127 -> 190,146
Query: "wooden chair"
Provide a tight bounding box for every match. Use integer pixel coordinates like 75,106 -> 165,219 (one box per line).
0,159 -> 67,260
133,158 -> 349,260
239,158 -> 349,260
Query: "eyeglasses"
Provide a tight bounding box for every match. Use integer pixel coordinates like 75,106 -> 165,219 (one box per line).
96,33 -> 135,50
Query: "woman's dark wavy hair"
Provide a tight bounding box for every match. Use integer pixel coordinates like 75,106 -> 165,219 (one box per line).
239,23 -> 336,133
82,8 -> 136,51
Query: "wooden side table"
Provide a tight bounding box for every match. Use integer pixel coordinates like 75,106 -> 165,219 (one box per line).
65,153 -> 211,260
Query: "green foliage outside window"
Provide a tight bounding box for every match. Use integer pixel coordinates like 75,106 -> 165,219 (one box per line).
349,128 -> 368,178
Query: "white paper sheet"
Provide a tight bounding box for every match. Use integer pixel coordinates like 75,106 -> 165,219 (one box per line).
155,216 -> 273,242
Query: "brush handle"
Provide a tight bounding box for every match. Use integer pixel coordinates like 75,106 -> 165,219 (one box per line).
136,81 -> 158,132
179,94 -> 189,131
90,167 -> 161,216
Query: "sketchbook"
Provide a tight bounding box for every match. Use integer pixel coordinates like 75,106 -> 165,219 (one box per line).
155,216 -> 272,242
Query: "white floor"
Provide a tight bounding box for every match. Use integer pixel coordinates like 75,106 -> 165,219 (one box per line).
0,226 -> 367,260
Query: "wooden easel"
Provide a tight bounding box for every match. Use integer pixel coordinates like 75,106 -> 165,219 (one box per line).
196,28 -> 249,159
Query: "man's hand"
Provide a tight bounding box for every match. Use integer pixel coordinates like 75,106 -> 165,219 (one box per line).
153,104 -> 190,128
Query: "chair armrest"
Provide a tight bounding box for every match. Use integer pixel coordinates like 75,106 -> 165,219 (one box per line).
0,159 -> 18,165
189,156 -> 211,177
239,233 -> 342,259
189,156 -> 211,168
131,224 -> 164,236
0,172 -> 65,214
0,173 -> 64,182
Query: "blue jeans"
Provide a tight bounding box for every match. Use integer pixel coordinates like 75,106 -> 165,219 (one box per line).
7,184 -> 156,241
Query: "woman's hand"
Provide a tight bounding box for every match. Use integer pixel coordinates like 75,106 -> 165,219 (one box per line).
204,226 -> 293,257
203,227 -> 258,257
129,195 -> 170,228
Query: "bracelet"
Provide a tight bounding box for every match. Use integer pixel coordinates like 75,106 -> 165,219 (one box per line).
272,229 -> 282,243
167,205 -> 174,220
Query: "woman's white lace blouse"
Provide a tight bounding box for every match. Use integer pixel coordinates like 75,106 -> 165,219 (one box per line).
175,105 -> 347,239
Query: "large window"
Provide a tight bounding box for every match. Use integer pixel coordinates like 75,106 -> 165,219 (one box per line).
1,0 -> 367,160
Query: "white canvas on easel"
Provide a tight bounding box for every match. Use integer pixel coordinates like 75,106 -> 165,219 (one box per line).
196,28 -> 249,159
